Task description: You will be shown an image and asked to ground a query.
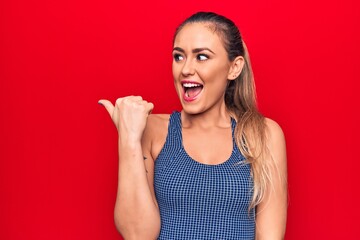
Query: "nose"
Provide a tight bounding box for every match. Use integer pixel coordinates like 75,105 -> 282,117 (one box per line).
181,58 -> 195,76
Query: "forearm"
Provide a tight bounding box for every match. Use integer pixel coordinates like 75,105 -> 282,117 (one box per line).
114,139 -> 160,239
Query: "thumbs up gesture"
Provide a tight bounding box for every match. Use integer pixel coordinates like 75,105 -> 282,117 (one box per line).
98,96 -> 154,143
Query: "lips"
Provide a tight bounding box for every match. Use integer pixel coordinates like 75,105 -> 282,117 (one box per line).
181,80 -> 203,102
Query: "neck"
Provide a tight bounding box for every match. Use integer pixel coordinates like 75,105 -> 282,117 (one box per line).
181,101 -> 231,129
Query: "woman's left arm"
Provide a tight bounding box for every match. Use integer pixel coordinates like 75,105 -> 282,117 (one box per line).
255,118 -> 288,240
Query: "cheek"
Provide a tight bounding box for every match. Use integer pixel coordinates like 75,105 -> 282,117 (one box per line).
200,64 -> 230,85
172,65 -> 182,91
172,62 -> 180,78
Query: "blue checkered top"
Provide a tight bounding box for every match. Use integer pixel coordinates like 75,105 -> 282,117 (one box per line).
154,111 -> 255,239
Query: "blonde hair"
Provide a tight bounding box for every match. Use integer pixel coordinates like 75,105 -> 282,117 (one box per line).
227,42 -> 273,209
175,12 -> 277,209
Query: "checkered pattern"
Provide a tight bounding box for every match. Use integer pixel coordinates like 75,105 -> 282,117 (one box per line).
154,112 -> 255,239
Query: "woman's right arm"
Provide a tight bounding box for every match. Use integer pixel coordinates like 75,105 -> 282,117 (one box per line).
98,96 -> 160,239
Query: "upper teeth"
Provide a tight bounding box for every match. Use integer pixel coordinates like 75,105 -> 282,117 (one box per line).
183,83 -> 201,88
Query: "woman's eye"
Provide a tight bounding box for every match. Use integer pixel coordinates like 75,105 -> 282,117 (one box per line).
197,54 -> 209,61
174,54 -> 184,62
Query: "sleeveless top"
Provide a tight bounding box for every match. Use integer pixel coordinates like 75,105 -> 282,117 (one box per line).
154,111 -> 255,239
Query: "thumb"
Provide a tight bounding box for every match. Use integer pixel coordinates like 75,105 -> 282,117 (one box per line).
98,99 -> 114,118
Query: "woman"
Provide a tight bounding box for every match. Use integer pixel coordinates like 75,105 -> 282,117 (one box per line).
99,12 -> 287,239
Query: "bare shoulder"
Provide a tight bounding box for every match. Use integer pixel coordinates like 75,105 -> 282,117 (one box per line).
264,118 -> 285,141
142,114 -> 171,160
264,117 -> 287,165
148,113 -> 171,122
146,114 -> 170,133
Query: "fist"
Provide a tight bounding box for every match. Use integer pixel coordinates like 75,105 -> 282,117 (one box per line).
98,96 -> 154,142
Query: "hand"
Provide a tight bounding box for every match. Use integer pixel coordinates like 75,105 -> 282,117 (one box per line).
98,96 -> 154,142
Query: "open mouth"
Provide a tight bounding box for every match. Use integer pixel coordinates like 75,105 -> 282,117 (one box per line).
182,82 -> 203,101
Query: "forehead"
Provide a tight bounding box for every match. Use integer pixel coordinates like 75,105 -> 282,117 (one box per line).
174,22 -> 225,49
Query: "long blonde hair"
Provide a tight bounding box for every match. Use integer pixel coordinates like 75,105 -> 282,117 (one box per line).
227,42 -> 271,209
175,12 -> 276,209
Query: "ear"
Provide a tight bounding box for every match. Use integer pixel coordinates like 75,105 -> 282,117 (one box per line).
228,56 -> 245,80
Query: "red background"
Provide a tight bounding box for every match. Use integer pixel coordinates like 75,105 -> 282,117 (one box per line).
0,0 -> 359,239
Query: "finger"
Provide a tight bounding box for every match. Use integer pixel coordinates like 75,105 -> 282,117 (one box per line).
121,96 -> 143,100
127,96 -> 143,102
98,99 -> 114,118
131,96 -> 143,101
146,102 -> 154,114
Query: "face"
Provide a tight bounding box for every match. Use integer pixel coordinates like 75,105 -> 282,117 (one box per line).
172,22 -> 234,115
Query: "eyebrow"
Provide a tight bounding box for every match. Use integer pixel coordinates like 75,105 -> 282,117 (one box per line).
173,47 -> 215,54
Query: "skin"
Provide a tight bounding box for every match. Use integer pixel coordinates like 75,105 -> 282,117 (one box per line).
99,22 -> 287,239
